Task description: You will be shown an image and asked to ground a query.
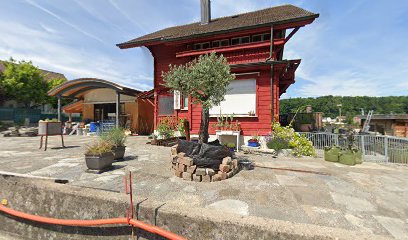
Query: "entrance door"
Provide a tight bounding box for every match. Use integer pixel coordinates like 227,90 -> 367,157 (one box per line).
94,103 -> 118,121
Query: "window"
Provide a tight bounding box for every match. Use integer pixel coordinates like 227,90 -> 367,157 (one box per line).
252,34 -> 262,42
241,36 -> 250,44
182,95 -> 188,110
158,95 -> 174,116
263,33 -> 271,41
193,43 -> 202,50
212,41 -> 220,48
231,38 -> 240,45
202,42 -> 210,49
220,39 -> 229,46
210,79 -> 256,115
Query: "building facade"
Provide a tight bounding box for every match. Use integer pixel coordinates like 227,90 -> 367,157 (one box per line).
117,3 -> 319,137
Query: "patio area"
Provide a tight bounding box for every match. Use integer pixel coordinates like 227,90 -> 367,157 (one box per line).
0,135 -> 407,239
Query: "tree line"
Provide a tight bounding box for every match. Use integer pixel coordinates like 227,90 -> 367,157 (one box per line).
280,95 -> 408,118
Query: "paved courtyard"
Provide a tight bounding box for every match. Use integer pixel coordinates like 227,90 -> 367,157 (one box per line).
0,135 -> 407,239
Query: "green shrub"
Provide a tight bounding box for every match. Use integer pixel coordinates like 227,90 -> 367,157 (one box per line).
266,122 -> 316,157
226,143 -> 236,149
157,118 -> 174,139
266,137 -> 290,151
177,118 -> 186,137
101,127 -> 127,147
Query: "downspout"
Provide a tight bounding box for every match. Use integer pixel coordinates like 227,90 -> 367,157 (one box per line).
265,25 -> 275,124
265,25 -> 274,62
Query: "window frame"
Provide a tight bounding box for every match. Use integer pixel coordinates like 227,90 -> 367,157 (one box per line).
181,94 -> 188,110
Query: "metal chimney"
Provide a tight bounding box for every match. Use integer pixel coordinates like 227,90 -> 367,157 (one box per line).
200,0 -> 211,25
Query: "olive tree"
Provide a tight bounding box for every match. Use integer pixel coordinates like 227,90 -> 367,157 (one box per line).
162,53 -> 235,143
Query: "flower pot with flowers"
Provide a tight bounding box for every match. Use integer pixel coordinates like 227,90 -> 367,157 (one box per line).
248,133 -> 260,147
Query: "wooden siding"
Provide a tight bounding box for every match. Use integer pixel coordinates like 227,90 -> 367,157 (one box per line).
137,99 -> 154,134
82,104 -> 94,120
124,102 -> 138,131
149,34 -> 291,136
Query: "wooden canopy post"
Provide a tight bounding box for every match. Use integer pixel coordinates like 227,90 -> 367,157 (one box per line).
57,96 -> 61,122
116,91 -> 121,127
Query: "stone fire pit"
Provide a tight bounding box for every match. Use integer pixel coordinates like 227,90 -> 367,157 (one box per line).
170,140 -> 240,182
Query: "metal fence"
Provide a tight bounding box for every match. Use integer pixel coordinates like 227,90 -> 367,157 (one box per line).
0,107 -> 81,123
299,132 -> 408,164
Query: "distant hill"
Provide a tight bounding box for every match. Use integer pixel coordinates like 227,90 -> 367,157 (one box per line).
280,96 -> 408,118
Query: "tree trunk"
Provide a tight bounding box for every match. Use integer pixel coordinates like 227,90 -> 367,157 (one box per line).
199,108 -> 210,143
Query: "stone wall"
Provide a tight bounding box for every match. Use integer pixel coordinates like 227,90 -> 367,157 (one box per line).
170,146 -> 239,182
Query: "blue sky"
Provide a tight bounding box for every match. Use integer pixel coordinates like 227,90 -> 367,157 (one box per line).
0,0 -> 407,97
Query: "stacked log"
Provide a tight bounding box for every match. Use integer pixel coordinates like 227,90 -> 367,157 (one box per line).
170,146 -> 239,182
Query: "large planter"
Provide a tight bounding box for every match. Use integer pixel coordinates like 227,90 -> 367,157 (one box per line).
38,121 -> 62,135
112,146 -> 126,160
85,152 -> 114,170
354,150 -> 363,164
339,150 -> 356,166
324,146 -> 340,162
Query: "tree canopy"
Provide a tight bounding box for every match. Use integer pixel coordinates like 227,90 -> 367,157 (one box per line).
162,53 -> 235,143
0,59 -> 66,108
280,95 -> 408,118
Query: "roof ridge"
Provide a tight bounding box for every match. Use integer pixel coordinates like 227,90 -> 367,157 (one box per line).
117,4 -> 319,48
130,4 -> 303,39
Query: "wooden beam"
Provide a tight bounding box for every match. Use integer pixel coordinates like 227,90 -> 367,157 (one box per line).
57,97 -> 61,122
284,27 -> 300,43
116,91 -> 120,127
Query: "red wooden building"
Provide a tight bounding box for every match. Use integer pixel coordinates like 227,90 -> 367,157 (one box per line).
117,3 -> 319,138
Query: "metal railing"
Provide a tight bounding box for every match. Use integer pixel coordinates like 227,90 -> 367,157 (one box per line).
299,132 -> 408,164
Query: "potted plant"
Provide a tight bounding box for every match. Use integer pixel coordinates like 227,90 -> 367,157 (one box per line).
324,146 -> 340,162
324,129 -> 363,165
248,133 -> 260,147
216,115 -> 224,131
85,140 -> 114,170
226,142 -> 236,152
101,127 -> 127,160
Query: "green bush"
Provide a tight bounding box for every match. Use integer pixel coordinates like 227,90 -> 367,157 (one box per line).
266,137 -> 290,151
177,118 -> 186,137
266,122 -> 316,157
226,143 -> 236,149
157,118 -> 174,139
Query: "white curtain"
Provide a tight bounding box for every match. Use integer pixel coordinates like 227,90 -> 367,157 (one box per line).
210,79 -> 256,115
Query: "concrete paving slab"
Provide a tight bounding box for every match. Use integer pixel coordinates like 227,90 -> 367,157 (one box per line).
374,215 -> 408,240
0,135 -> 407,239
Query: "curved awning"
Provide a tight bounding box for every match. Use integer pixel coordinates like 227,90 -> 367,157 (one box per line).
48,78 -> 142,99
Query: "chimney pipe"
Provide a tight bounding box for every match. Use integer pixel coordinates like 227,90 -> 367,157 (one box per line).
200,0 -> 211,25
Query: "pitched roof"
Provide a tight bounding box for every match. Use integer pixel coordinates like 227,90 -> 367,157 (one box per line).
0,61 -> 67,82
117,4 -> 319,49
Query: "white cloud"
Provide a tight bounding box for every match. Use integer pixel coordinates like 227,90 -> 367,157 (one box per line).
25,0 -> 105,44
0,21 -> 152,90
